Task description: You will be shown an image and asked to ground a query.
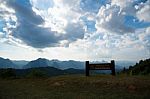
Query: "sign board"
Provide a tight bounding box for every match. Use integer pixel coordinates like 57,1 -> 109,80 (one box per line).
89,63 -> 112,70
85,60 -> 115,76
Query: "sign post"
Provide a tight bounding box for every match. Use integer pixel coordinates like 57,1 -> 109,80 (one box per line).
86,61 -> 89,76
111,60 -> 115,76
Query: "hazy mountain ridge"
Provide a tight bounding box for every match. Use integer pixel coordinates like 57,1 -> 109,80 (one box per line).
0,57 -> 17,68
12,60 -> 29,68
0,57 -> 136,70
23,58 -> 49,69
23,58 -> 84,69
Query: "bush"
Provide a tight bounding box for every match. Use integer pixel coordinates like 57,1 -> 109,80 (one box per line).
0,68 -> 16,79
26,69 -> 48,78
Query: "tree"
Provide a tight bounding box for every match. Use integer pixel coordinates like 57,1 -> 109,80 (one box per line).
0,68 -> 16,79
26,69 -> 48,78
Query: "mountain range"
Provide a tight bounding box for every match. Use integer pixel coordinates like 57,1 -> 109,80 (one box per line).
0,57 -> 136,70
23,58 -> 84,70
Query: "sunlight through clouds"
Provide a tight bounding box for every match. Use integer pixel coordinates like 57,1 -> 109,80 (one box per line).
0,0 -> 150,61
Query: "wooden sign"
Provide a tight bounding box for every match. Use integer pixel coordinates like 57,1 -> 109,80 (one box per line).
85,60 -> 115,76
89,63 -> 111,70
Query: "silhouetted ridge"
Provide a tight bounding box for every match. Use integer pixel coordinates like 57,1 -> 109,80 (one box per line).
0,57 -> 17,68
23,58 -> 49,68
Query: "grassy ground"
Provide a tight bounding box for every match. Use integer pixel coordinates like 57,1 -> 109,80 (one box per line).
0,75 -> 150,99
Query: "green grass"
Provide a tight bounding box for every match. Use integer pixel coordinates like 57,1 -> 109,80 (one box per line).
0,75 -> 150,99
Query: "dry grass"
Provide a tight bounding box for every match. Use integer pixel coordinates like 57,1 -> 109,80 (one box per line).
0,75 -> 150,99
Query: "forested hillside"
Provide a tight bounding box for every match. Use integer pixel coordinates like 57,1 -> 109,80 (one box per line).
123,59 -> 150,75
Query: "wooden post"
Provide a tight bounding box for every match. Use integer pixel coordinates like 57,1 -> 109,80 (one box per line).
111,60 -> 115,76
86,61 -> 89,76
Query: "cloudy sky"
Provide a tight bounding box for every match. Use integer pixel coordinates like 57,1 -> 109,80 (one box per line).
0,0 -> 150,61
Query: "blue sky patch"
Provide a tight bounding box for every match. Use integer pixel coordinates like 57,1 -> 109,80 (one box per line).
124,15 -> 150,29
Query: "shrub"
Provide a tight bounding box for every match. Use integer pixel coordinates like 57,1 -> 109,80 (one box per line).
26,69 -> 48,78
0,68 -> 16,79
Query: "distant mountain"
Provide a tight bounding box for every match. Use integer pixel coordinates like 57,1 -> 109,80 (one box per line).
115,61 -> 136,69
0,57 -> 17,68
0,57 -> 136,71
23,58 -> 49,69
0,57 -> 84,69
12,60 -> 29,69
23,58 -> 84,69
53,60 -> 84,69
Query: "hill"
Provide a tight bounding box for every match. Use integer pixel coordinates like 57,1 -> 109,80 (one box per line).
0,67 -> 84,78
0,57 -> 17,68
23,58 -> 49,68
123,58 -> 150,75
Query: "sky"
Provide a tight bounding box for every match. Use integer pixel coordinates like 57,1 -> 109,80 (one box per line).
0,0 -> 150,61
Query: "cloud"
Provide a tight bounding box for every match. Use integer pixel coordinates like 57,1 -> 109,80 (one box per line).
96,4 -> 135,34
64,22 -> 85,41
138,27 -> 150,51
0,0 -> 85,48
111,0 -> 150,22
136,0 -> 150,22
36,0 -> 85,46
111,0 -> 136,16
69,38 -> 112,60
0,0 -> 150,61
12,22 -> 62,48
2,0 -> 61,48
80,0 -> 102,13
30,0 -> 54,10
6,0 -> 44,24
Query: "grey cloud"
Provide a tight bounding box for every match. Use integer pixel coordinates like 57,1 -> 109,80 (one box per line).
64,22 -> 85,41
12,21 -> 62,48
4,0 -> 61,48
2,0 -> 85,48
6,0 -> 44,25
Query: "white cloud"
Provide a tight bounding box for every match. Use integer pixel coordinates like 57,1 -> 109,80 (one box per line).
111,0 -> 150,22
111,0 -> 137,16
0,0 -> 150,61
96,4 -> 134,34
136,0 -> 150,22
138,27 -> 150,51
0,32 -> 4,38
30,0 -> 86,47
30,0 -> 54,10
111,0 -> 129,8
